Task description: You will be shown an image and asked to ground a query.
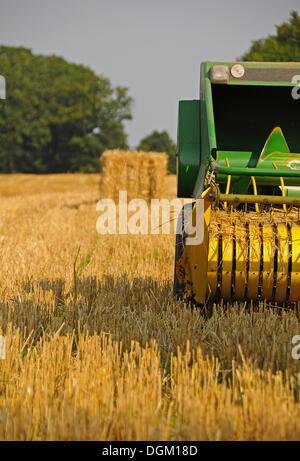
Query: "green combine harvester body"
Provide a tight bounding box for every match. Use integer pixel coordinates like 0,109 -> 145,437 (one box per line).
174,62 -> 300,305
177,62 -> 300,199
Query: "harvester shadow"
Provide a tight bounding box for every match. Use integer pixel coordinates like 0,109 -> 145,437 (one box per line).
20,274 -> 298,327
19,274 -> 178,316
2,274 -> 299,377
2,275 -> 182,347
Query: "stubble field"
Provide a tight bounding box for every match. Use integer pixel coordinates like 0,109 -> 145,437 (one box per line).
0,173 -> 299,440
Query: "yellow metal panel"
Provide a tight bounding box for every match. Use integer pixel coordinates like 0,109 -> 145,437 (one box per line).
289,225 -> 300,302
207,231 -> 218,298
221,234 -> 233,300
261,224 -> 274,300
247,223 -> 260,300
275,224 -> 289,303
234,225 -> 247,300
176,188 -> 212,304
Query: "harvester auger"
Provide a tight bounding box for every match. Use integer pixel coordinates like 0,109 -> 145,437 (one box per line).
174,62 -> 300,305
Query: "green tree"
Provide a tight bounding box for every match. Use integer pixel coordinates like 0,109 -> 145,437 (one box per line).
137,130 -> 177,173
241,11 -> 300,61
0,46 -> 133,173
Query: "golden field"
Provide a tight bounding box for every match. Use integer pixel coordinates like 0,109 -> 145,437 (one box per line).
0,173 -> 299,441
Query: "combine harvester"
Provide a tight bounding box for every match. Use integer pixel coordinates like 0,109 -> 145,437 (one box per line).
174,62 -> 300,305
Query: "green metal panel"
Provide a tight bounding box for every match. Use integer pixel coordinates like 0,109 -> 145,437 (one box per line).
193,63 -> 217,198
258,126 -> 290,159
212,163 -> 300,179
177,100 -> 201,197
177,61 -> 300,198
217,151 -> 254,168
215,151 -> 254,193
203,63 -> 217,153
214,128 -> 300,190
285,187 -> 300,197
230,81 -> 299,87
